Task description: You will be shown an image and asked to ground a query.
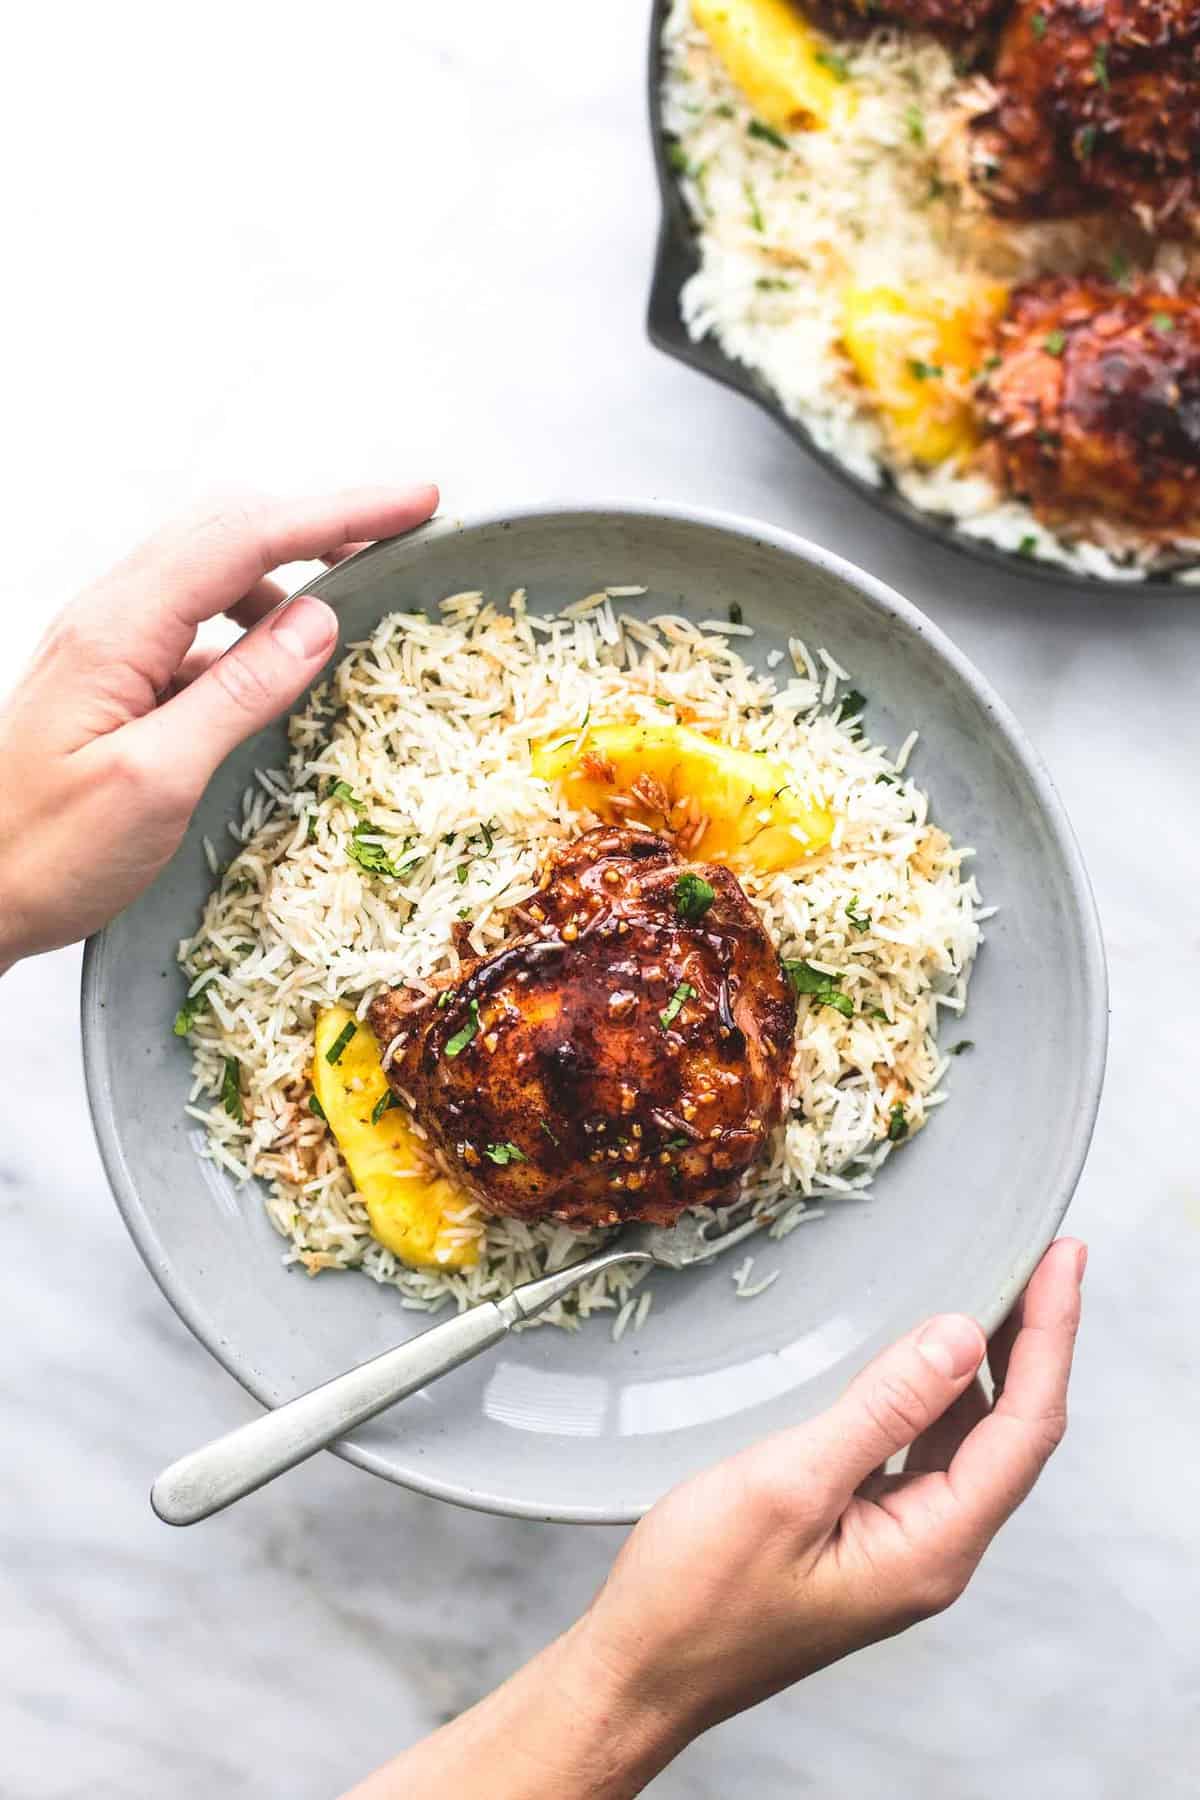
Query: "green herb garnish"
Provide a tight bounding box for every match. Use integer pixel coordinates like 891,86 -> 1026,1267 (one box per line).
371,1089 -> 399,1125
815,48 -> 850,81
728,600 -> 744,625
1031,10 -> 1047,37
666,140 -> 688,174
540,1120 -> 561,1147
744,181 -> 765,233
748,119 -> 789,150
755,277 -> 791,292
346,826 -> 405,878
1044,329 -> 1067,356
674,872 -> 717,923
1018,535 -> 1038,558
666,1135 -> 690,1150
308,1092 -> 327,1122
456,864 -> 469,885
1093,42 -> 1110,89
845,896 -> 871,933
173,989 -> 209,1036
483,1141 -> 526,1165
660,982 -> 695,1030
904,104 -> 925,146
950,1039 -> 975,1056
221,1056 -> 244,1123
1109,250 -> 1130,285
888,1102 -> 909,1142
328,780 -> 364,811
436,989 -> 455,1010
784,961 -> 854,1018
1152,312 -> 1175,334
836,689 -> 868,733
477,822 -> 494,854
325,1019 -> 357,1065
1078,124 -> 1097,159
908,359 -> 944,381
445,999 -> 480,1058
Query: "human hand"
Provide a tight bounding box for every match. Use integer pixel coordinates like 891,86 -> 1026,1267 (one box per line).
0,485 -> 438,970
574,1237 -> 1085,1745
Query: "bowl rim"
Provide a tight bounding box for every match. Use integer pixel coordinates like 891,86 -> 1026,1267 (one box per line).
643,0 -> 1199,600
81,497 -> 1109,1523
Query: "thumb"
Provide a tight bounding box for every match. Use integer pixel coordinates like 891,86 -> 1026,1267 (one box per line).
130,594 -> 338,787
796,1314 -> 986,1503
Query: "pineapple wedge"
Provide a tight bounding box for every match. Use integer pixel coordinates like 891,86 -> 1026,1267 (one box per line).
692,0 -> 853,133
531,720 -> 834,872
841,282 -> 1009,467
312,1006 -> 478,1271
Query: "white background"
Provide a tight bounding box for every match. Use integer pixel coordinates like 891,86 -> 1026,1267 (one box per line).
2,3 -> 1199,1795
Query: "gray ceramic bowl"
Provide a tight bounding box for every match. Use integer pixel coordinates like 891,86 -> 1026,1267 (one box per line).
82,503 -> 1107,1523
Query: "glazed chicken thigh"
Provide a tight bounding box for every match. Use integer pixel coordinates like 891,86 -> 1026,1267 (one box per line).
971,0 -> 1200,232
368,826 -> 796,1230
978,276 -> 1200,532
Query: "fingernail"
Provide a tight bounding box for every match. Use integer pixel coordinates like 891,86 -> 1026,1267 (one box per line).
917,1315 -> 985,1380
272,596 -> 337,660
1076,1243 -> 1088,1283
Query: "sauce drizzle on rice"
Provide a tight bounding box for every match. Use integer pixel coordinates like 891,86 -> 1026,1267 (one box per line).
176,586 -> 985,1334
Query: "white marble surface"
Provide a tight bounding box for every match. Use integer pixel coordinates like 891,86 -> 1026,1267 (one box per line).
2,2 -> 1199,1794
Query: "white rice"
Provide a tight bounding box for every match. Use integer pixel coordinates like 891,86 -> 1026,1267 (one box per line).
178,587 -> 984,1331
661,0 -> 1200,580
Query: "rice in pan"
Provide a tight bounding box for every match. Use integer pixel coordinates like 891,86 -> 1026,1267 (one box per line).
660,0 -> 1200,580
177,586 -> 984,1333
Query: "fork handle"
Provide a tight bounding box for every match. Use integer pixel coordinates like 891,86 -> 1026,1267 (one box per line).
150,1243 -> 642,1526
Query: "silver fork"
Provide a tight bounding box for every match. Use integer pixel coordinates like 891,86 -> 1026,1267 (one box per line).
150,1207 -> 789,1527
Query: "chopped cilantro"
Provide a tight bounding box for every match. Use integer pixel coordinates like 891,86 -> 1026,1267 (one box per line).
887,1102 -> 909,1142
660,982 -> 695,1030
1152,312 -> 1175,335
444,999 -> 480,1058
307,1092 -> 327,1122
436,989 -> 455,1010
346,826 -> 406,878
904,104 -> 925,146
784,961 -> 853,1018
950,1039 -> 975,1056
748,119 -> 789,150
836,688 -> 868,732
324,1019 -> 357,1065
1109,250 -> 1130,285
815,48 -> 850,81
674,872 -> 716,923
483,1141 -> 526,1165
1044,329 -> 1067,356
1078,124 -> 1097,159
666,140 -> 688,175
173,989 -> 209,1037
744,181 -> 765,233
1018,535 -> 1039,558
476,821 -> 494,854
456,864 -> 469,885
1093,42 -> 1110,89
755,277 -> 791,292
328,780 -> 364,811
371,1089 -> 399,1125
1031,9 -> 1047,36
221,1056 -> 244,1123
540,1120 -> 561,1147
908,359 -> 944,381
845,895 -> 871,933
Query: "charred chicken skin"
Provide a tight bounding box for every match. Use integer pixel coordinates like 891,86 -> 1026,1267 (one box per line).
978,277 -> 1200,532
971,1 -> 1200,233
368,826 -> 796,1230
